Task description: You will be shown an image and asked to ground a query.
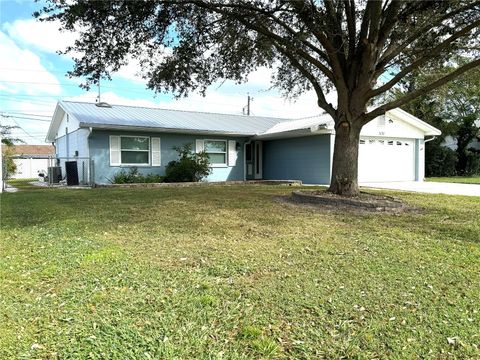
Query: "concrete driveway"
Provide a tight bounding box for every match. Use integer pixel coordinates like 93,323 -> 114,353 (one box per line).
360,181 -> 480,197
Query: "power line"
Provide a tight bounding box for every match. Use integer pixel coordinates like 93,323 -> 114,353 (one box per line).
0,93 -> 64,98
0,79 -> 145,92
0,80 -> 80,87
0,96 -> 60,105
0,67 -> 70,75
0,109 -> 54,113
10,119 -> 44,141
1,115 -> 51,122
3,112 -> 51,118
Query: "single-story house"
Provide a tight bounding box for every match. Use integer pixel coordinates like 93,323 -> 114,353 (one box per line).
45,100 -> 441,185
1,144 -> 54,179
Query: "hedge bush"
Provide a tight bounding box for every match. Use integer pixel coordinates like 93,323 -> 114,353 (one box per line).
109,167 -> 163,184
425,142 -> 457,177
164,144 -> 211,182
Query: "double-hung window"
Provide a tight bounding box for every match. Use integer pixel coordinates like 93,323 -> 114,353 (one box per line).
204,140 -> 227,166
120,136 -> 150,165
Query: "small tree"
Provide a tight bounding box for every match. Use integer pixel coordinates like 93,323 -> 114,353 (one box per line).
1,125 -> 23,180
164,144 -> 211,182
2,146 -> 17,179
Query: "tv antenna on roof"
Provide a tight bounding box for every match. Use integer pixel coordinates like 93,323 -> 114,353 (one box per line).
96,79 -> 101,103
242,93 -> 253,116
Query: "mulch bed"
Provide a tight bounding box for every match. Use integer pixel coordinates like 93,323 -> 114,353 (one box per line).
279,190 -> 416,213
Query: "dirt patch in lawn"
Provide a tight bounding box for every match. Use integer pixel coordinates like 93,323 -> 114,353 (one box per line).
277,190 -> 418,214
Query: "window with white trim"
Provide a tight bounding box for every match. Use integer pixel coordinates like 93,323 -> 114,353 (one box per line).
120,136 -> 150,165
204,140 -> 227,165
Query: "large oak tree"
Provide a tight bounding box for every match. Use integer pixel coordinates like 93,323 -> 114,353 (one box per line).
38,0 -> 480,195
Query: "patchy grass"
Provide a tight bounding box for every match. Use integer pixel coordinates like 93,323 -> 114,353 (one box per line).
427,176 -> 480,184
6,178 -> 55,192
0,185 -> 479,358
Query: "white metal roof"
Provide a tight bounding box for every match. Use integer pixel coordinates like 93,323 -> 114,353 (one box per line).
56,101 -> 288,136
45,100 -> 441,142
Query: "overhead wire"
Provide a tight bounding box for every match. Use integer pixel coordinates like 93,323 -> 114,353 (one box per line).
3,112 -> 51,118
10,118 -> 45,141
1,115 -> 51,122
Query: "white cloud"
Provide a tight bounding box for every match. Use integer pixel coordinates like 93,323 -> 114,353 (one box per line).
65,91 -> 157,108
159,86 -> 336,119
65,88 -> 329,119
246,66 -> 275,88
3,18 -> 77,54
1,102 -> 54,145
113,57 -> 147,84
0,30 -> 61,95
3,18 -> 151,85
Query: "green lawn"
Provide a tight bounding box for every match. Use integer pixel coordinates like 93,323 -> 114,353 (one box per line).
1,180 -> 479,358
427,176 -> 480,184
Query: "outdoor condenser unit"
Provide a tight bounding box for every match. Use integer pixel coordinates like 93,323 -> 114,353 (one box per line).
48,166 -> 62,183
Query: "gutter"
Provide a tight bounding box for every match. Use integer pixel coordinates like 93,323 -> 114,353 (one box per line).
253,124 -> 332,140
79,123 -> 255,137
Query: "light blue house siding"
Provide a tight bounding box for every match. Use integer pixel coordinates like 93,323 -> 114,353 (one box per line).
89,130 -> 247,184
263,135 -> 331,184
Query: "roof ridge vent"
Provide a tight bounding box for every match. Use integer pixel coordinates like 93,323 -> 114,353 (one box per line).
95,102 -> 112,108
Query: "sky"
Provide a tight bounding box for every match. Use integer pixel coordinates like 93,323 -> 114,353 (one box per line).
0,0 -> 329,144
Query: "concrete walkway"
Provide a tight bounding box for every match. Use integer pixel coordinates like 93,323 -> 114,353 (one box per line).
361,181 -> 480,197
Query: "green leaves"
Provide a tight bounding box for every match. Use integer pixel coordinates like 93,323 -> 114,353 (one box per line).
164,143 -> 211,182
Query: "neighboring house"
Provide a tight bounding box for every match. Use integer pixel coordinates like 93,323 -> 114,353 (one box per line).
45,101 -> 441,185
1,144 -> 54,179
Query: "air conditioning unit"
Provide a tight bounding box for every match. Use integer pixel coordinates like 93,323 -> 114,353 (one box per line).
48,166 -> 62,183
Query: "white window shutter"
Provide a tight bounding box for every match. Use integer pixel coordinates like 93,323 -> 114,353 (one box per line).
109,135 -> 121,166
196,139 -> 204,153
228,140 -> 237,166
151,137 -> 161,166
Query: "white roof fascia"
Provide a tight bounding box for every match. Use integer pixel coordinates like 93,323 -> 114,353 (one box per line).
45,102 -> 63,143
253,128 -> 332,140
45,101 -> 84,142
258,116 -> 333,136
80,123 -> 255,137
387,108 -> 441,136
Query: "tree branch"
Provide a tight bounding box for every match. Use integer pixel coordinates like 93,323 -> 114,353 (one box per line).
187,0 -> 336,82
364,58 -> 480,123
344,0 -> 356,63
287,0 -> 346,86
376,1 -> 480,73
368,19 -> 480,99
273,43 -> 336,119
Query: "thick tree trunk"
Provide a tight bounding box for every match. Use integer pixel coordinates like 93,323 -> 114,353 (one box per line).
328,120 -> 362,197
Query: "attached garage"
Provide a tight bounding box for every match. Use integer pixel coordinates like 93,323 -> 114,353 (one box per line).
358,137 -> 415,182
252,107 -> 440,184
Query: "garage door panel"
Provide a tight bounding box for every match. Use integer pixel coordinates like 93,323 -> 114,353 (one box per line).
359,137 -> 415,182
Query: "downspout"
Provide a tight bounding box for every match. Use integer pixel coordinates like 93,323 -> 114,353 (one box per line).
416,136 -> 436,182
51,141 -> 56,169
87,127 -> 93,187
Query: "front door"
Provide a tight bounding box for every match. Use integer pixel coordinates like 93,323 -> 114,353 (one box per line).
245,142 -> 254,180
254,141 -> 263,179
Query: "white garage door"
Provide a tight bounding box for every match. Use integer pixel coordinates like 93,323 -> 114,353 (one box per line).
358,137 -> 415,182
